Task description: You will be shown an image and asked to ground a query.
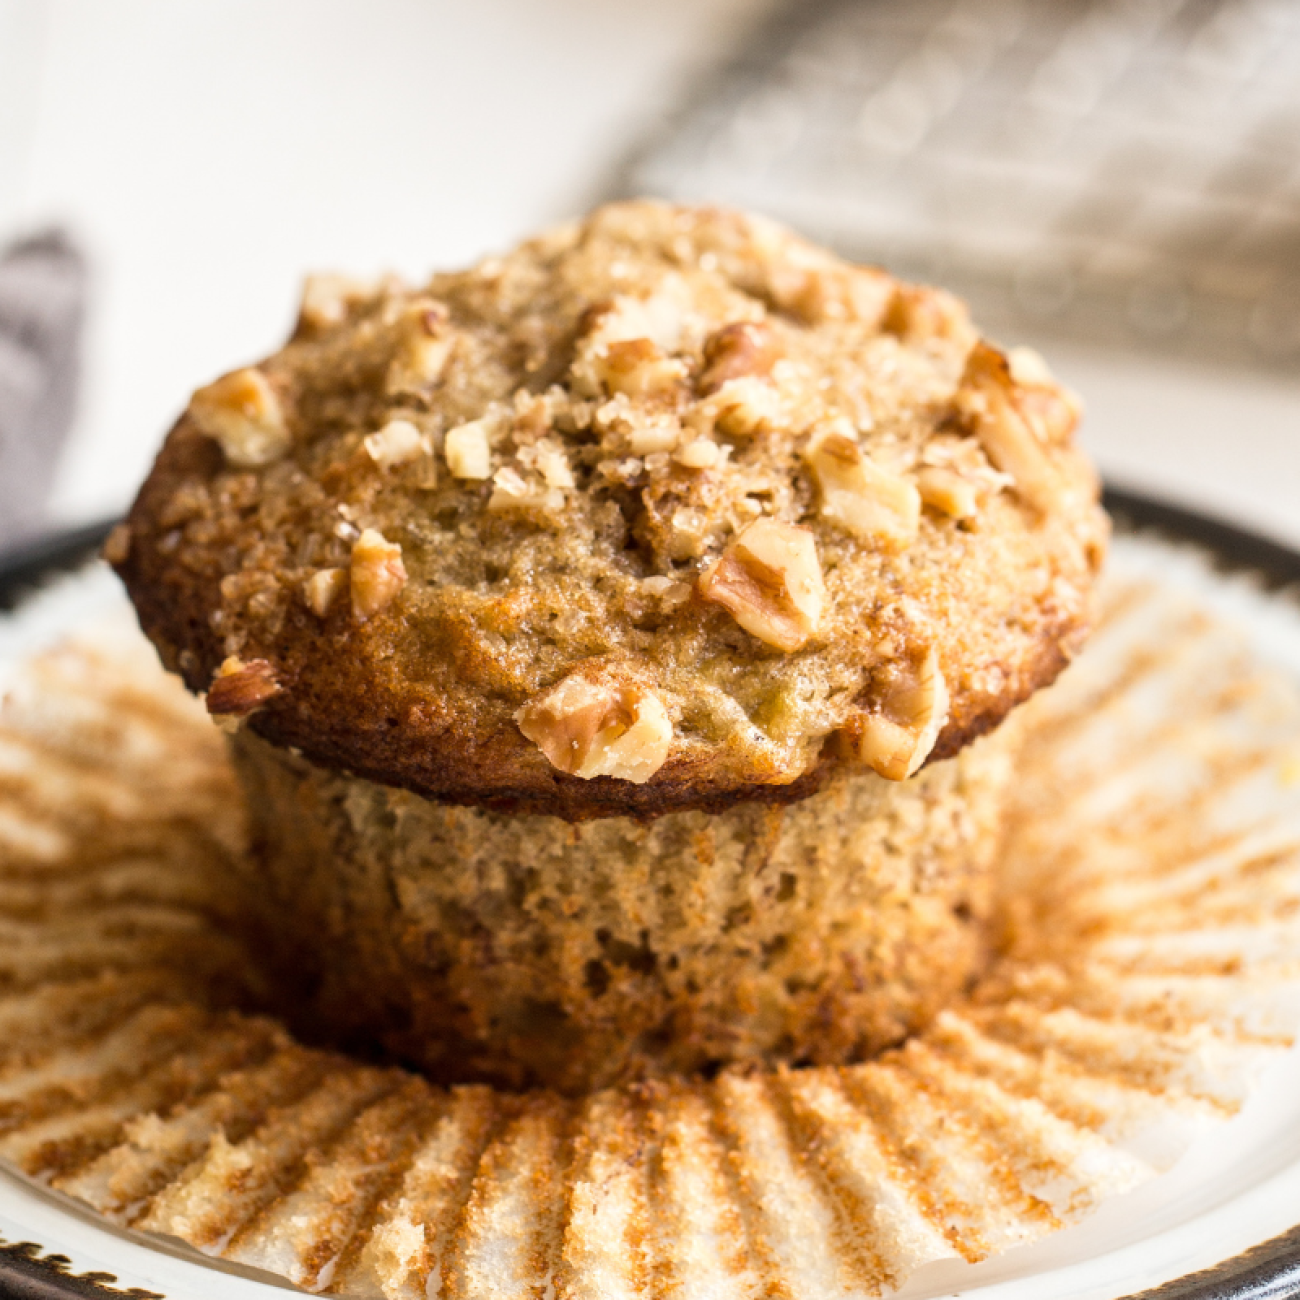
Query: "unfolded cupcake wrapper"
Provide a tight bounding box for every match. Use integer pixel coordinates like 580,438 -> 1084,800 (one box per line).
2,535 -> 1300,1298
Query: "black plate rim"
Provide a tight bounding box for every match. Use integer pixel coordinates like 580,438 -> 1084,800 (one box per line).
1,487 -> 1299,1300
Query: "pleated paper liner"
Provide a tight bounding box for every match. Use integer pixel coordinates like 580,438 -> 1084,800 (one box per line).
3,537 -> 1300,1299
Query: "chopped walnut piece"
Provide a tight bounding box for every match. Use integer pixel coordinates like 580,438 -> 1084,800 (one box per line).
954,343 -> 1063,513
488,466 -> 563,513
206,656 -> 282,726
843,648 -> 949,781
692,376 -> 785,439
101,522 -> 131,565
297,273 -> 377,333
444,418 -> 493,479
189,368 -> 290,468
698,320 -> 783,394
642,575 -> 692,607
1008,346 -> 1083,444
698,517 -> 826,652
805,430 -> 920,546
302,567 -> 348,617
592,338 -> 686,398
535,442 -> 575,489
350,529 -> 407,621
515,674 -> 672,783
674,438 -> 722,470
624,417 -> 680,455
766,260 -> 896,326
364,419 -> 430,469
916,466 -> 979,519
882,285 -> 974,345
1006,346 -> 1054,387
385,301 -> 451,394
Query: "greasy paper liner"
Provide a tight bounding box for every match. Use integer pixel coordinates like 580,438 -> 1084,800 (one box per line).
3,547 -> 1300,1299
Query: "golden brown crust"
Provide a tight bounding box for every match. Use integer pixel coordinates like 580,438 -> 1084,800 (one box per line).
116,201 -> 1106,819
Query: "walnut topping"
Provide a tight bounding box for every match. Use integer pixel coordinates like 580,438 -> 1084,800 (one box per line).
488,466 -> 563,513
916,467 -> 979,519
189,368 -> 290,468
591,338 -> 686,398
642,575 -> 692,607
1007,346 -> 1082,444
1007,346 -> 1054,387
444,418 -> 493,479
385,301 -> 452,394
843,647 -> 949,781
883,285 -> 974,345
674,438 -> 723,470
624,416 -> 680,455
302,566 -> 348,617
691,376 -> 785,439
805,429 -> 920,546
698,518 -> 826,652
350,529 -> 407,621
206,656 -> 282,724
535,443 -> 575,489
297,273 -> 377,334
364,419 -> 430,469
698,320 -> 782,394
515,674 -> 672,783
954,343 -> 1062,512
101,522 -> 131,566
570,289 -> 690,398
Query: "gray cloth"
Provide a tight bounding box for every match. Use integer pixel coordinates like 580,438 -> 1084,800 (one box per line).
0,230 -> 85,551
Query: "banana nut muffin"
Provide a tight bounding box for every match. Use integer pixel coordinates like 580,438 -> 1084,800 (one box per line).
111,200 -> 1107,1090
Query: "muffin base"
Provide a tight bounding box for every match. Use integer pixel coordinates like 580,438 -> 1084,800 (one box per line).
229,727 -> 1017,1093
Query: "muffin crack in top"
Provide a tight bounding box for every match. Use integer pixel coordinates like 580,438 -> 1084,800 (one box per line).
115,200 -> 1106,819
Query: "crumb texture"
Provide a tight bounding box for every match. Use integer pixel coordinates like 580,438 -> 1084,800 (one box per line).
229,726 -> 1016,1093
117,201 -> 1105,817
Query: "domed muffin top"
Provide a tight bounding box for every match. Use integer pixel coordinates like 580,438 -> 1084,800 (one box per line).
113,201 -> 1106,819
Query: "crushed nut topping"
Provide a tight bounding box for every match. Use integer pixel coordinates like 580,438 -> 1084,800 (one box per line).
883,285 -> 974,345
302,566 -> 348,617
134,203 -> 1101,806
698,320 -> 783,394
444,418 -> 493,480
488,466 -> 563,514
1008,347 -> 1083,444
189,368 -> 290,468
101,522 -> 131,566
954,343 -> 1063,513
916,466 -> 979,519
641,575 -> 692,606
297,273 -> 378,334
674,438 -> 723,470
691,375 -> 785,439
843,647 -> 949,781
535,443 -> 575,489
364,419 -> 430,469
698,517 -> 826,652
515,673 -> 673,783
1006,346 -> 1055,387
385,301 -> 452,395
805,429 -> 920,546
591,338 -> 687,398
206,656 -> 283,724
350,529 -> 407,621
624,416 -> 680,455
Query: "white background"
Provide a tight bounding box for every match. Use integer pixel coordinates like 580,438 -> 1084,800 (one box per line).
2,0 -> 1298,544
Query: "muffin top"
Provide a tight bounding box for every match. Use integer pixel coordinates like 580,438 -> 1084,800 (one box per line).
114,201 -> 1106,819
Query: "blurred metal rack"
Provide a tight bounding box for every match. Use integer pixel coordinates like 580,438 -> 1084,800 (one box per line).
615,0 -> 1300,370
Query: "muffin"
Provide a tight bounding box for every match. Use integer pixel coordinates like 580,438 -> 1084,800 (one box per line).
111,200 -> 1106,1091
